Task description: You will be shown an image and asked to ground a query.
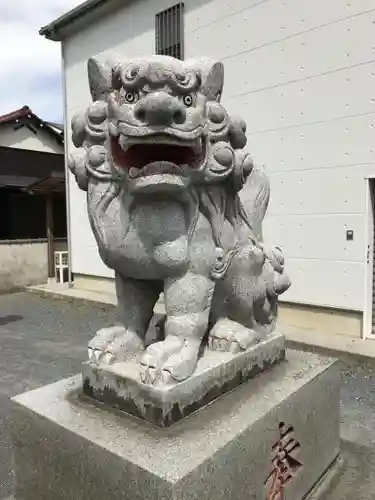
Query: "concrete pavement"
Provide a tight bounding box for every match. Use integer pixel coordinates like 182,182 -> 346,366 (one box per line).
27,282 -> 375,359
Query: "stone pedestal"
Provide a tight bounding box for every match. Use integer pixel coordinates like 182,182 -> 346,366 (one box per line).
83,332 -> 286,427
11,350 -> 340,500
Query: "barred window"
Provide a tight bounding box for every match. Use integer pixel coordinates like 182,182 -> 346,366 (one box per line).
155,3 -> 184,60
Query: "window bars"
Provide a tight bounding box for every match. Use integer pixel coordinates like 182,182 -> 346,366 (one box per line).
155,3 -> 184,60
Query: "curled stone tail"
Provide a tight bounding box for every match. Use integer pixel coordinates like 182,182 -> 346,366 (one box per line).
242,165 -> 270,242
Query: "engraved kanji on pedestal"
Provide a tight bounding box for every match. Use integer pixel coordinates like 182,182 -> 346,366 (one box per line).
265,422 -> 303,500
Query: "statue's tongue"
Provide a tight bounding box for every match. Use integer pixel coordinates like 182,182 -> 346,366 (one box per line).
129,162 -> 182,179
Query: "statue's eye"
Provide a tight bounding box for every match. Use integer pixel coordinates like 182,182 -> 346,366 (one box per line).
124,91 -> 138,104
182,94 -> 194,107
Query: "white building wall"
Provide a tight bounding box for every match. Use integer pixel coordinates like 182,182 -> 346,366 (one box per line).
62,0 -> 375,310
0,123 -> 62,154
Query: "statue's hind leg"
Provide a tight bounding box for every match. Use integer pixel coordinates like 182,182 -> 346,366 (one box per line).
208,280 -> 275,353
208,318 -> 262,353
88,272 -> 159,364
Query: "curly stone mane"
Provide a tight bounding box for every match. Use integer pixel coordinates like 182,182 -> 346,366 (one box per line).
69,95 -> 271,267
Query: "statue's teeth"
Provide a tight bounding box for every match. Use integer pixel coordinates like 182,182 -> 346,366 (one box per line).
144,164 -> 158,175
129,167 -> 139,178
193,141 -> 202,154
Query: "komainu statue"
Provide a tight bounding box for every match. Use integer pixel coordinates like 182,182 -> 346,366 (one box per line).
69,55 -> 291,386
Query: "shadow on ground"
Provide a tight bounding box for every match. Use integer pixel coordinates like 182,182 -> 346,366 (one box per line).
0,316 -> 23,326
0,292 -> 375,499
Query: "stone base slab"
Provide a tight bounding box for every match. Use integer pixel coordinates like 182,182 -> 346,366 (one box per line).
82,332 -> 285,427
305,455 -> 345,499
11,350 -> 340,500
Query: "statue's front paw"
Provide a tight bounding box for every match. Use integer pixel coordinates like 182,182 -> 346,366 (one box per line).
208,318 -> 260,353
140,336 -> 201,385
88,325 -> 144,365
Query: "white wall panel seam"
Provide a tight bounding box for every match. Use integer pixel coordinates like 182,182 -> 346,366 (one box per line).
269,257 -> 364,266
186,0 -> 273,34
246,110 -> 375,136
224,59 -> 375,101
187,2 -> 375,36
278,299 -> 363,312
266,213 -> 366,217
202,7 -> 375,63
267,162 -> 375,175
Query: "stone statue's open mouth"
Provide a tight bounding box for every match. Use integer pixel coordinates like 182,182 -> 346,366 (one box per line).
111,136 -> 206,179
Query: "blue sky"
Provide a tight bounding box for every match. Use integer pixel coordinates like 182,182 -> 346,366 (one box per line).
0,1 -> 83,124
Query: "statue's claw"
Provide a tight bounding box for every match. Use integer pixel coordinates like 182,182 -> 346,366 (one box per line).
210,336 -> 242,352
87,347 -> 103,365
88,326 -> 144,365
208,318 -> 260,353
140,337 -> 201,385
161,346 -> 200,382
229,341 -> 241,354
159,369 -> 174,385
101,352 -> 115,364
140,337 -> 181,370
88,326 -> 119,352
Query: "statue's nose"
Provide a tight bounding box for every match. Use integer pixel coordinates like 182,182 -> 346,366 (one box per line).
134,92 -> 186,126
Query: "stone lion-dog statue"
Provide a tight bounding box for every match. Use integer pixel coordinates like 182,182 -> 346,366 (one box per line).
69,54 -> 291,386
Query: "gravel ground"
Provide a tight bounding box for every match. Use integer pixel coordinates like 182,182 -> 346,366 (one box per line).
0,291 -> 375,498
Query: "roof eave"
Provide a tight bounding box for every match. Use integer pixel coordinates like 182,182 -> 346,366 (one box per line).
39,0 -> 129,41
24,171 -> 66,194
39,0 -> 104,41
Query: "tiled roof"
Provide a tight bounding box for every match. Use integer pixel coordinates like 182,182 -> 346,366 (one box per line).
0,106 -> 64,144
0,105 -> 32,125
